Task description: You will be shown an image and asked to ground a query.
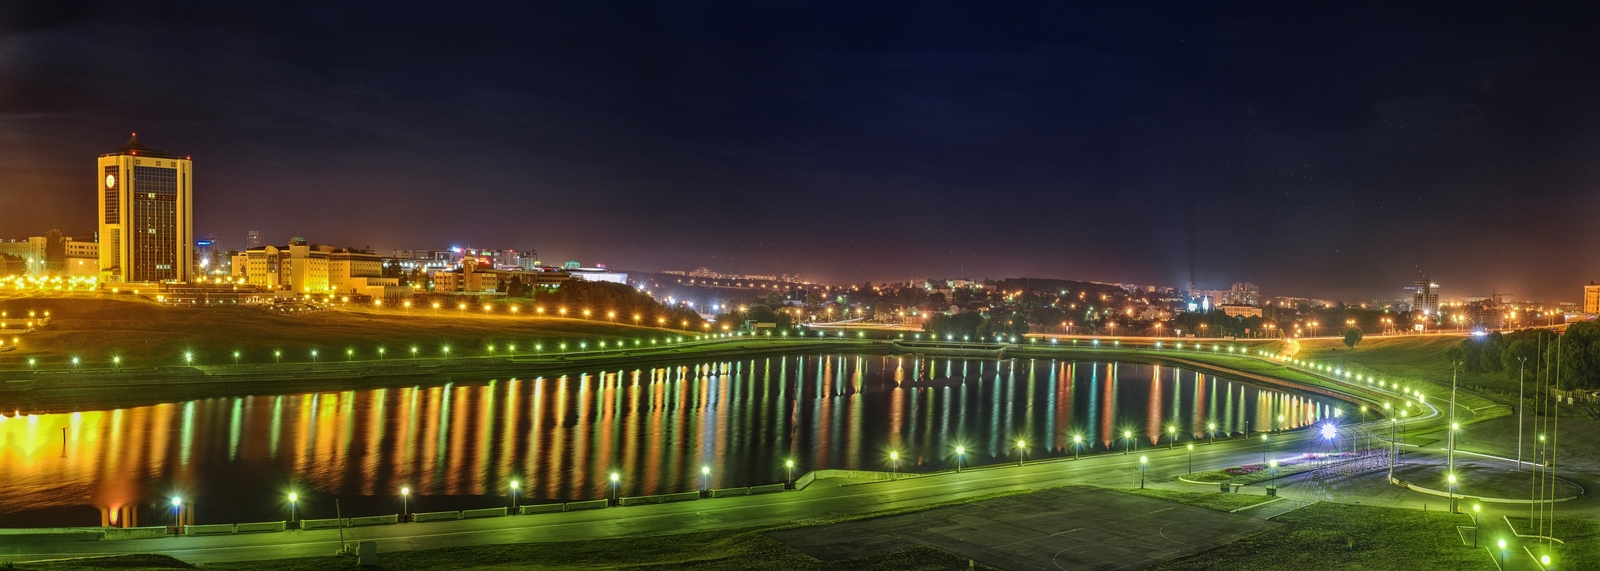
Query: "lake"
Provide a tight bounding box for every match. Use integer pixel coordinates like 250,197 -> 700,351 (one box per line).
0,353 -> 1339,527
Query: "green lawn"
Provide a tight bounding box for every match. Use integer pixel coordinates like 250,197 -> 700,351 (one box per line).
1505,516 -> 1599,568
0,298 -> 705,370
1146,502 -> 1492,571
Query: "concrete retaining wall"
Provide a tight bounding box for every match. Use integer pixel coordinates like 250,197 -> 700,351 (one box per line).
709,487 -> 748,498
618,495 -> 660,506
301,518 -> 348,530
564,499 -> 608,511
619,492 -> 695,506
748,483 -> 786,495
413,511 -> 461,522
103,527 -> 167,541
235,521 -> 287,533
795,471 -> 817,490
348,515 -> 398,526
184,524 -> 236,536
461,507 -> 507,519
808,469 -> 903,481
518,503 -> 564,515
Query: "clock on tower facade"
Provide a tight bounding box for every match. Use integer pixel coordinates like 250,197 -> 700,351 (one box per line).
98,133 -> 193,284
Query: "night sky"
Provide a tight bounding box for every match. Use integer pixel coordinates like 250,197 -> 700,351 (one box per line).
2,2 -> 1597,301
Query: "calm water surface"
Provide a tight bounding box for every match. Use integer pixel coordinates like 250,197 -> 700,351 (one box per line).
0,354 -> 1338,526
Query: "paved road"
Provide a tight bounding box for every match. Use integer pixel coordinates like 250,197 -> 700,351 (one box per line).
0,429 -> 1349,564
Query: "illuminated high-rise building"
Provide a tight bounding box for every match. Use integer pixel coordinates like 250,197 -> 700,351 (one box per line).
98,134 -> 193,283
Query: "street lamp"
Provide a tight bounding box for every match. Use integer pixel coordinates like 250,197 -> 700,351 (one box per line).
510,480 -> 520,509
955,446 -> 966,473
786,459 -> 795,487
1207,422 -> 1216,444
889,451 -> 899,480
609,472 -> 621,504
1016,440 -> 1027,467
401,487 -> 410,519
1072,435 -> 1083,460
1186,443 -> 1194,475
288,492 -> 298,524
1471,504 -> 1480,547
1123,430 -> 1134,455
1167,426 -> 1177,450
1139,455 -> 1148,489
701,466 -> 710,493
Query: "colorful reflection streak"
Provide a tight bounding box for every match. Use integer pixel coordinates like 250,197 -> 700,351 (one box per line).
0,355 -> 1336,526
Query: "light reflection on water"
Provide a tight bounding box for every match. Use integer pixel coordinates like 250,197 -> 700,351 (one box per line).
0,354 -> 1334,526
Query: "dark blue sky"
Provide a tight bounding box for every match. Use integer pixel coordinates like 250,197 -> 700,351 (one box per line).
2,2 -> 1597,301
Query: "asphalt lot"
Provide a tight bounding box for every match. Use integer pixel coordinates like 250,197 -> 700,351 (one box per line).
768,486 -> 1277,571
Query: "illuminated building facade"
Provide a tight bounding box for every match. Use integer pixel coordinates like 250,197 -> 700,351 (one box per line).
98,134 -> 193,284
233,237 -> 403,298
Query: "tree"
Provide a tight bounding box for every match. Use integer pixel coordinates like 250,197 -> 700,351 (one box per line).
1444,345 -> 1465,368
1343,327 -> 1364,349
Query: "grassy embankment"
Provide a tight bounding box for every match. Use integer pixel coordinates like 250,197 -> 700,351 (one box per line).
9,487 -> 1490,571
1298,336 -> 1508,413
0,298 -> 722,371
1148,501 -> 1490,570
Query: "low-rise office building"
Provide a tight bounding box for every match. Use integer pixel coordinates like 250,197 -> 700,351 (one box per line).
231,237 -> 405,298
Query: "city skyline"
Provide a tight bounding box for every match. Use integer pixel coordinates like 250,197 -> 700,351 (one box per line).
4,4 -> 1599,300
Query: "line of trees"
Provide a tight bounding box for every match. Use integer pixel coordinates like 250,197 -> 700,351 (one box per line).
1450,323 -> 1600,390
923,311 -> 1029,340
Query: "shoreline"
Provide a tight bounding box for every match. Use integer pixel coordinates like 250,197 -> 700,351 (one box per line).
0,340 -> 1378,416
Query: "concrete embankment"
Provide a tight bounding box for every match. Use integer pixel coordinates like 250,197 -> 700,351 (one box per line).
0,339 -> 890,412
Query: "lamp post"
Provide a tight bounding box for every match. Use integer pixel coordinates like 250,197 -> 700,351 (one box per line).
1072,435 -> 1083,460
1186,443 -> 1194,475
1261,434 -> 1269,464
701,466 -> 710,493
955,446 -> 966,472
288,493 -> 298,525
1516,355 -> 1527,471
1167,426 -> 1177,450
1447,474 -> 1457,513
890,452 -> 899,480
510,480 -> 519,510
1472,504 -> 1480,548
1207,422 -> 1216,445
785,460 -> 795,487
609,472 -> 620,504
1497,539 -> 1506,569
1447,358 -> 1460,513
1123,430 -> 1133,455
1139,456 -> 1148,489
1016,440 -> 1027,467
401,487 -> 410,521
